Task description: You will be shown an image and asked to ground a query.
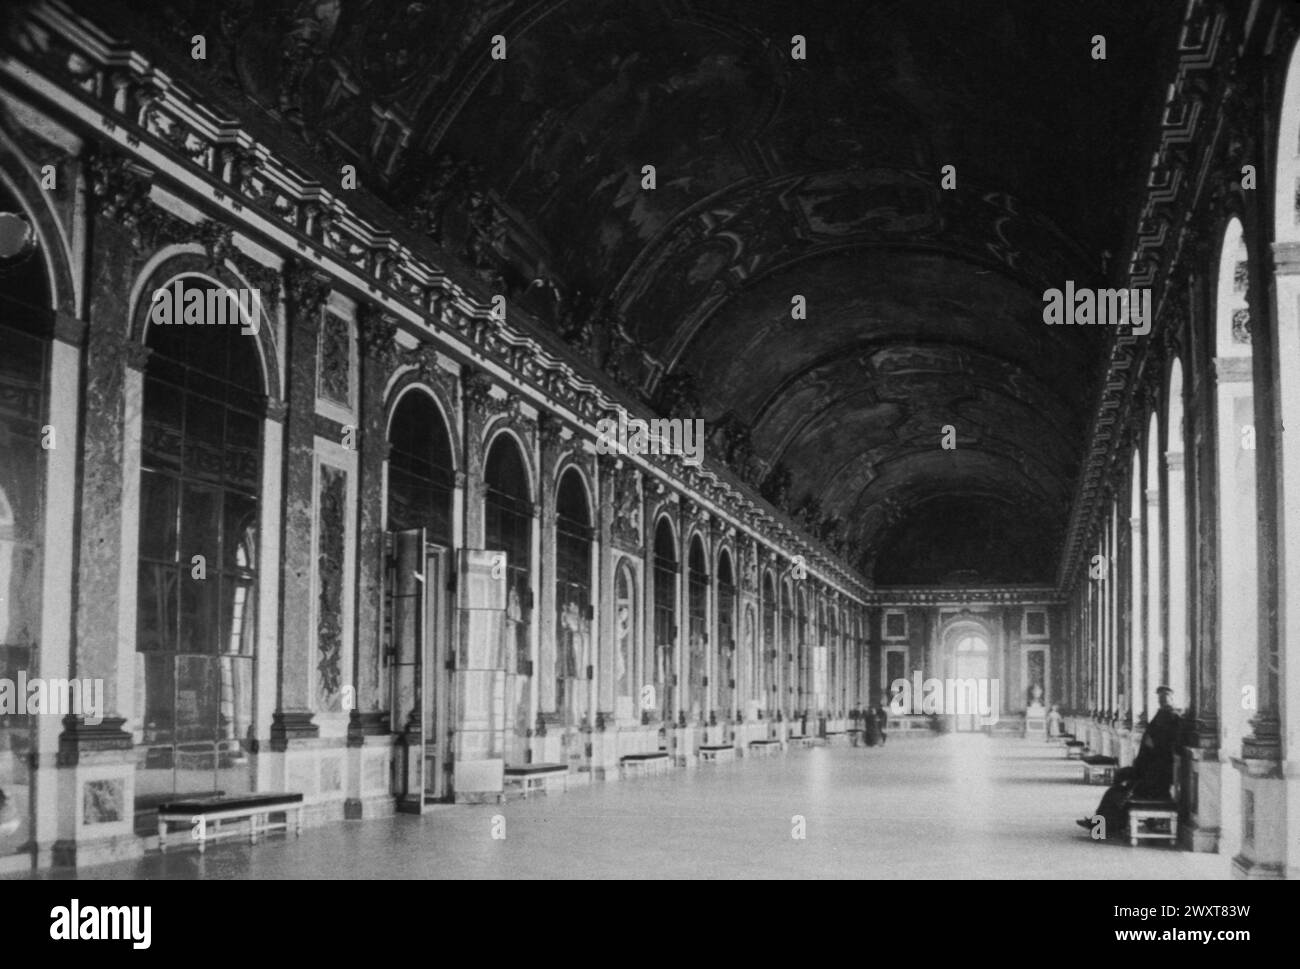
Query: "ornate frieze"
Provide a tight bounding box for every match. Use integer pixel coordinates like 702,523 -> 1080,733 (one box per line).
867,587 -> 1062,607
317,310 -> 351,406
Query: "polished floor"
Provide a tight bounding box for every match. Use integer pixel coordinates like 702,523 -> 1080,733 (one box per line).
23,733 -> 1231,880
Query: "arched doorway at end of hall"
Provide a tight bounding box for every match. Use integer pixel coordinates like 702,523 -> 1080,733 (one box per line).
940,620 -> 997,732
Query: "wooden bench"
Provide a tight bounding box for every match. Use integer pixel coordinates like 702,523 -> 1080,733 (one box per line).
787,735 -> 814,748
1081,755 -> 1118,785
135,789 -> 222,837
504,763 -> 569,799
619,752 -> 671,779
1064,740 -> 1086,760
698,744 -> 736,764
824,730 -> 849,747
158,792 -> 303,855
748,740 -> 781,758
1127,799 -> 1178,847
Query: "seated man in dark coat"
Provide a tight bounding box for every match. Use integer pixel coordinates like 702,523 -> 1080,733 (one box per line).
1077,686 -> 1182,839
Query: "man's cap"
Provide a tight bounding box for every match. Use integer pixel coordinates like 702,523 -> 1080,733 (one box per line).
1156,685 -> 1174,695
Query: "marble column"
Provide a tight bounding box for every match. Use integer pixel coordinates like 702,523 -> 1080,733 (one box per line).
271,260 -> 329,748
596,452 -> 617,718
63,324 -> 147,758
349,305 -> 399,740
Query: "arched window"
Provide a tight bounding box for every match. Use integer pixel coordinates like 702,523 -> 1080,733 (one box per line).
1275,40 -> 1300,247
485,434 -> 533,762
687,535 -> 708,723
796,588 -> 808,717
615,561 -> 637,716
1271,41 -> 1300,743
828,607 -> 839,716
385,388 -> 456,772
0,197 -> 50,855
716,549 -> 736,721
742,603 -> 756,719
652,518 -> 677,723
1165,359 -> 1188,704
762,572 -> 777,714
781,581 -> 794,717
1129,447 -> 1144,726
1144,411 -> 1162,725
555,468 -> 592,731
136,275 -> 264,801
387,390 -> 453,543
951,633 -> 991,724
1215,218 -> 1257,840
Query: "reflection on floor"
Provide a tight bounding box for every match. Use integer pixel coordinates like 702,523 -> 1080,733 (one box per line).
17,734 -> 1231,880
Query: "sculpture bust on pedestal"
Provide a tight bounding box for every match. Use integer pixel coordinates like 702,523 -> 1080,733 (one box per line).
1024,683 -> 1048,739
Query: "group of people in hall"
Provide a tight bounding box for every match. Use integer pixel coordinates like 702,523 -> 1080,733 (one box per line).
854,697 -> 890,747
1076,685 -> 1182,841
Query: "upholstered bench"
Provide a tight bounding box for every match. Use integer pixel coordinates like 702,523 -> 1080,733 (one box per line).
504,763 -> 568,799
1127,799 -> 1178,847
158,792 -> 303,855
748,739 -> 781,758
824,730 -> 849,747
698,744 -> 736,764
787,735 -> 814,748
1064,740 -> 1086,760
619,752 -> 671,778
1081,755 -> 1118,785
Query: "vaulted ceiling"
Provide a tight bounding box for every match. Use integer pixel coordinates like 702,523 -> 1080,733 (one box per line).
90,0 -> 1184,585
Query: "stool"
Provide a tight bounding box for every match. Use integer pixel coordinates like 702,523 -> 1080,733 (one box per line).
1065,740 -> 1085,760
1081,755 -> 1118,785
1127,800 -> 1178,847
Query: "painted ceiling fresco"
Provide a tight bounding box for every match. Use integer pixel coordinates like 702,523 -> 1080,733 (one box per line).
87,0 -> 1183,584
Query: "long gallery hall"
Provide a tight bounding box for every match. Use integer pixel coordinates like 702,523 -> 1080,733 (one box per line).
0,0 -> 1298,883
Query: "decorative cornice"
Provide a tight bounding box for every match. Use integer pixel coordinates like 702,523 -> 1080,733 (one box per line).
868,586 -> 1063,607
1057,0 -> 1227,592
2,0 -> 870,602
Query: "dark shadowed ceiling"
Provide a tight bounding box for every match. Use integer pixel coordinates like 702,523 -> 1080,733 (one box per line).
88,0 -> 1184,585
